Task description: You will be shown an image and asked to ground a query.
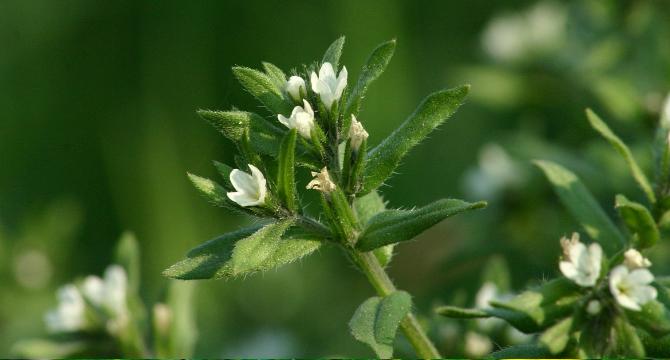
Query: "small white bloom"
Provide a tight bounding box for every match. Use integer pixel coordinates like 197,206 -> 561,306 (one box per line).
306,167 -> 336,196
609,264 -> 657,311
465,331 -> 493,358
586,299 -> 602,315
82,265 -> 129,319
45,284 -> 87,333
278,100 -> 315,139
348,115 -> 369,152
623,248 -> 652,270
559,240 -> 602,287
285,76 -> 306,102
227,164 -> 267,207
311,62 -> 347,111
104,265 -> 128,318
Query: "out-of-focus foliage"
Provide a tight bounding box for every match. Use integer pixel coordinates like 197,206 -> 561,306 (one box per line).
1,1 -> 669,358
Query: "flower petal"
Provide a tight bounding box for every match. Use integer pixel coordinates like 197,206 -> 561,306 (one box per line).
319,62 -> 335,80
230,169 -> 258,198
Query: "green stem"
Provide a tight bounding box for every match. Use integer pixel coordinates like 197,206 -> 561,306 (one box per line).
352,250 -> 442,359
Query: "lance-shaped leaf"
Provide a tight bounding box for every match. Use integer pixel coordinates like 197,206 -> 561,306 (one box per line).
615,194 -> 659,250
114,231 -> 141,294
157,281 -> 198,358
349,291 -> 412,358
361,85 -> 469,196
213,160 -> 234,188
354,191 -> 393,267
356,198 -> 486,252
435,306 -> 491,319
164,224 -> 321,280
262,61 -> 287,89
187,173 -> 228,206
231,218 -> 296,274
343,39 -> 396,128
490,278 -> 581,333
322,36 -> 345,72
534,160 -> 626,255
232,66 -> 293,116
587,109 -> 656,204
612,316 -> 645,358
539,316 -> 575,354
277,129 -> 297,212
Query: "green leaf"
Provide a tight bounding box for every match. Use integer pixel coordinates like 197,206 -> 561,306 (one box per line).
362,85 -> 469,195
187,173 -> 228,206
322,36 -> 345,72
349,291 -> 412,358
354,191 -> 393,267
164,225 -> 321,280
615,194 -> 659,250
640,329 -> 670,358
625,299 -> 670,338
539,316 -> 574,354
231,218 -> 296,275
232,66 -> 293,116
11,339 -> 88,359
162,281 -> 198,358
611,315 -> 645,358
490,278 -> 581,333
213,160 -> 234,188
197,109 -> 252,142
356,198 -> 486,252
344,39 -> 396,123
534,160 -> 626,255
435,305 -> 490,319
114,231 -> 141,294
262,61 -> 287,89
487,344 -> 554,359
587,108 -> 656,204
277,129 -> 297,212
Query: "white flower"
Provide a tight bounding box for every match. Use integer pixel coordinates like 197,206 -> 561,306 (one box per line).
278,100 -> 315,139
465,331 -> 493,358
306,167 -> 336,196
623,248 -> 652,270
609,264 -> 657,311
82,265 -> 129,319
348,115 -> 369,152
45,284 -> 87,333
227,164 -> 267,207
559,240 -> 602,287
285,76 -> 306,102
311,62 -> 347,111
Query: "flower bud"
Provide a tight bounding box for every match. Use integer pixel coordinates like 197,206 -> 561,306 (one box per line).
348,115 -> 369,152
286,76 -> 306,102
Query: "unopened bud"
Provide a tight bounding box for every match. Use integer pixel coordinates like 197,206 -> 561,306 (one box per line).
348,115 -> 369,152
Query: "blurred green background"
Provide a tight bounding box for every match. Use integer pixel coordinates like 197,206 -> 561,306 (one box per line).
2,0 -> 669,357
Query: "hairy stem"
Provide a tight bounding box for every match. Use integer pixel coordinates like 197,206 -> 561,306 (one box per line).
352,250 -> 442,359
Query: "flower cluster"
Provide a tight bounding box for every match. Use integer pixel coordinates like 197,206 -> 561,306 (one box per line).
223,61 -> 369,212
559,232 -> 656,311
45,265 -> 129,334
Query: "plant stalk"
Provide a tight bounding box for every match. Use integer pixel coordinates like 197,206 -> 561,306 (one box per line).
352,250 -> 442,359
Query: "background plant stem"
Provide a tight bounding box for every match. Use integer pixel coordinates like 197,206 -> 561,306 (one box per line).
352,250 -> 442,359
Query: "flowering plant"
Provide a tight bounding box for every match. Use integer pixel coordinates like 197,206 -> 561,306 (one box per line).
164,37 -> 485,358
439,104 -> 670,358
